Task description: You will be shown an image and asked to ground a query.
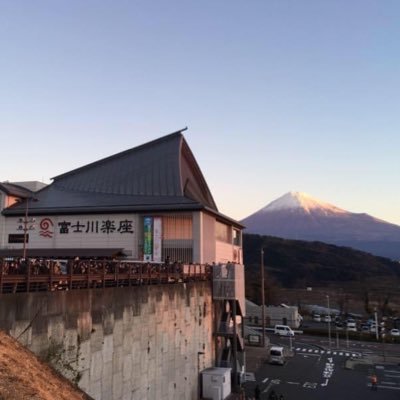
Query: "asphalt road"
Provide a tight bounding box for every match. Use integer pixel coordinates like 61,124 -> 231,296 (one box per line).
243,334 -> 400,400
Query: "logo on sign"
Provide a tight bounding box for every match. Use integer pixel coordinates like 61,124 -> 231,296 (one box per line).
40,218 -> 54,238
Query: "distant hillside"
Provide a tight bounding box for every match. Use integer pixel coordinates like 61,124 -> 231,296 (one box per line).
243,233 -> 400,289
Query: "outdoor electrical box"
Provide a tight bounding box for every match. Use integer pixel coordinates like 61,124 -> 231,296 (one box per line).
201,367 -> 231,400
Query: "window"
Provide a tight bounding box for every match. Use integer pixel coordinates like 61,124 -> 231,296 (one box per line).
216,221 -> 231,243
233,229 -> 241,246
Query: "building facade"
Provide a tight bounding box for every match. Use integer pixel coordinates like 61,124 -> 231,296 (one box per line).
0,131 -> 243,265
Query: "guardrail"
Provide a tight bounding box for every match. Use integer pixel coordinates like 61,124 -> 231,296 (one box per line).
0,259 -> 211,294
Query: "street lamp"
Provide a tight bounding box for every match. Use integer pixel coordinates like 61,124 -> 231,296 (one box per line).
327,295 -> 332,349
260,248 -> 266,347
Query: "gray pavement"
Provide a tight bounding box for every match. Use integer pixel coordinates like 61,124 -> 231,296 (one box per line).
242,336 -> 400,400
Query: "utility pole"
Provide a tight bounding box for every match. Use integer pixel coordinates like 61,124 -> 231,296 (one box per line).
327,295 -> 332,349
19,197 -> 36,259
374,309 -> 379,340
261,248 -> 266,347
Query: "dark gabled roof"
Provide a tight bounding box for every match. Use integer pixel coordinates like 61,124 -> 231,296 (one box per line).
0,182 -> 34,198
3,130 -> 223,218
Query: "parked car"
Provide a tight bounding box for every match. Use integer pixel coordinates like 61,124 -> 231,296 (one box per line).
324,315 -> 332,323
390,329 -> 400,337
313,314 -> 321,322
335,321 -> 344,330
346,319 -> 357,332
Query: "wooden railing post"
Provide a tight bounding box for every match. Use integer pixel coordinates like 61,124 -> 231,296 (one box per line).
26,259 -> 31,292
49,261 -> 54,290
116,262 -> 119,287
68,260 -> 73,290
87,263 -> 90,289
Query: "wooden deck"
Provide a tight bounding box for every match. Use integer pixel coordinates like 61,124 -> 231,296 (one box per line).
0,259 -> 211,294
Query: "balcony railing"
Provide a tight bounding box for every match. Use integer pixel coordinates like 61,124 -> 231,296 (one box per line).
0,259 -> 211,294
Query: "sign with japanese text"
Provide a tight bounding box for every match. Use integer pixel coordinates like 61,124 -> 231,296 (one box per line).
6,214 -> 139,258
143,217 -> 153,261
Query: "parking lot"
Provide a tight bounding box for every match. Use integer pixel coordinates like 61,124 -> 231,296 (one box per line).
243,333 -> 400,400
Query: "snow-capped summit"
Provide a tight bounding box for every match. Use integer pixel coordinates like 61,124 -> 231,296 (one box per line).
241,192 -> 400,260
261,191 -> 347,215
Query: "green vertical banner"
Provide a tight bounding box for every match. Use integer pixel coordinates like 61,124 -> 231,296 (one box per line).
143,217 -> 153,261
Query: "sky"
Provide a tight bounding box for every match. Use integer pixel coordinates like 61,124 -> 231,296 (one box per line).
1,1 -> 399,225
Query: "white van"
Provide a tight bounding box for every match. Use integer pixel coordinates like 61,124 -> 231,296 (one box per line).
269,346 -> 287,365
274,325 -> 294,337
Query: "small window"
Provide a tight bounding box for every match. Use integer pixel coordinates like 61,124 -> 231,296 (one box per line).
216,221 -> 231,243
233,229 -> 241,246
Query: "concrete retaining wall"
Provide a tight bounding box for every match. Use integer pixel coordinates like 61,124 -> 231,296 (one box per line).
0,282 -> 214,400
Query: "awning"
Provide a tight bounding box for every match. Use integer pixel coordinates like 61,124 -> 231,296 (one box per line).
0,248 -> 127,259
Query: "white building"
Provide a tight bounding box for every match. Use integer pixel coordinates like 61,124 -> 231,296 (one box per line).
0,130 -> 243,264
245,299 -> 302,329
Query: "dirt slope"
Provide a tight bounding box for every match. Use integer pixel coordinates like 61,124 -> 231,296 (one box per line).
0,330 -> 91,400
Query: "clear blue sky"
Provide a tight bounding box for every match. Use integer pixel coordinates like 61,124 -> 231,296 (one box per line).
1,1 -> 399,224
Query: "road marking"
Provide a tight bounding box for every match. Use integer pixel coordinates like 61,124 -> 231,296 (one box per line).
326,351 -> 331,354
381,381 -> 396,385
333,352 -> 337,355
314,350 -> 319,353
262,377 -> 269,383
321,379 -> 329,387
376,365 -> 384,369
345,353 -> 350,357
296,347 -> 301,351
320,350 -> 325,354
244,373 -> 256,382
303,382 -> 317,389
339,352 -> 343,356
287,382 -> 300,385
385,370 -> 400,374
262,383 -> 272,394
385,375 -> 400,378
368,384 -> 400,391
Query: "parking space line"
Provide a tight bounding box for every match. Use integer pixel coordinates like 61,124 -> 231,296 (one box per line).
367,383 -> 400,391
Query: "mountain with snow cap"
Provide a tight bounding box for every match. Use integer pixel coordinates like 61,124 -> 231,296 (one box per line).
260,191 -> 348,215
241,192 -> 400,260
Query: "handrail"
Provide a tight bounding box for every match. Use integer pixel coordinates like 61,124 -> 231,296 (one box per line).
0,259 -> 212,294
